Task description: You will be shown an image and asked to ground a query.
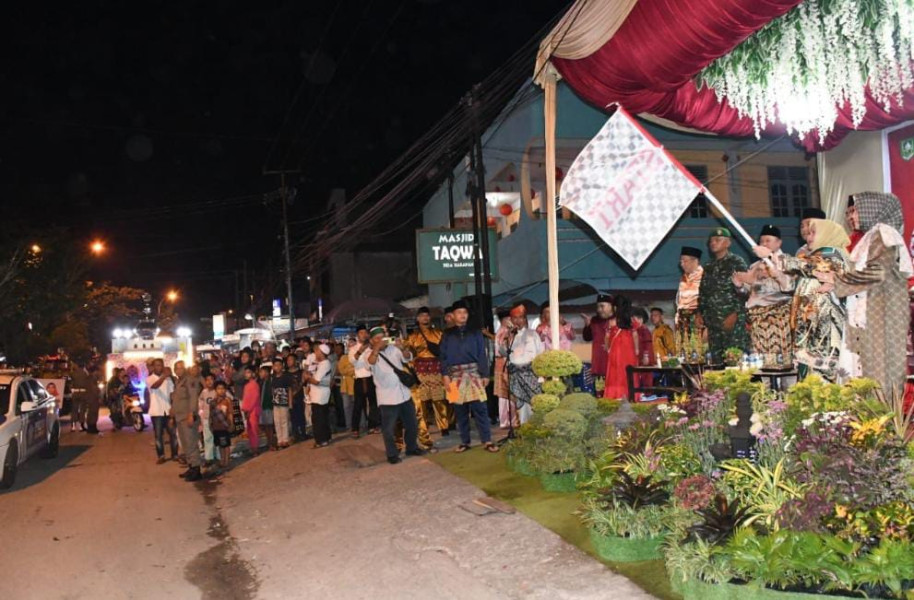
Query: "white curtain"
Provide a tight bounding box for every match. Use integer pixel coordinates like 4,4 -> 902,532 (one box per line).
816,130 -> 886,222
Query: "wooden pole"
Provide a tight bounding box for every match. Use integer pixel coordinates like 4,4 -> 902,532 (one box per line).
544,72 -> 560,350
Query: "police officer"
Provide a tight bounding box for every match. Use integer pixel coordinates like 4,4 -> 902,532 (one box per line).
697,227 -> 750,363
70,356 -> 100,434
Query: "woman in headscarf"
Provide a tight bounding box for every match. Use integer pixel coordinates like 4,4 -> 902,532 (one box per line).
755,219 -> 850,381
817,192 -> 913,396
603,295 -> 637,400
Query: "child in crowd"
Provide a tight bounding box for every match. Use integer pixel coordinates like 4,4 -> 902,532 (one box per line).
258,365 -> 277,451
198,373 -> 218,464
210,380 -> 235,468
240,365 -> 262,457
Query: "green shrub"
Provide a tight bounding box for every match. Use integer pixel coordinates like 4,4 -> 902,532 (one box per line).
543,408 -> 587,439
541,379 -> 567,396
531,394 -> 560,414
597,398 -> 621,415
532,350 -> 583,378
559,393 -> 599,418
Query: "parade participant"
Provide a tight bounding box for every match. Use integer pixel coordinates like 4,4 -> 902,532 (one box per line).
824,193 -> 913,394
757,219 -> 850,380
649,308 -> 675,362
240,366 -> 262,456
303,343 -> 333,448
631,308 -> 655,397
734,224 -> 793,366
675,246 -> 704,357
361,327 -> 423,464
698,228 -> 749,362
406,307 -> 450,436
439,300 -> 498,454
536,302 -> 575,350
349,324 -> 381,437
502,302 -> 544,424
172,361 -> 203,481
604,295 -> 637,400
582,294 -> 614,379
147,359 -> 177,464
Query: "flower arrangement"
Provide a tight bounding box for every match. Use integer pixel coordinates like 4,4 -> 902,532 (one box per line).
532,349 -> 583,378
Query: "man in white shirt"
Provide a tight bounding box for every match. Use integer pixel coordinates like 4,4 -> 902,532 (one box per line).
146,358 -> 177,464
348,324 -> 380,437
358,326 -> 423,464
501,303 -> 544,424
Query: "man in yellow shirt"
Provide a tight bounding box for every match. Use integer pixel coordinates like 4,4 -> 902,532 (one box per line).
405,306 -> 452,437
650,307 -> 676,362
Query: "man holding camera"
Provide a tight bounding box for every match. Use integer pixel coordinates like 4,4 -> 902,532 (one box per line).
358,326 -> 422,464
348,324 -> 381,437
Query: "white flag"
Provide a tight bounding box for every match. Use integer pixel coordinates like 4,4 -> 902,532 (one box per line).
560,107 -> 703,270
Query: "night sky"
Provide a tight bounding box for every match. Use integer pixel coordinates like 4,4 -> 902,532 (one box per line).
1,0 -> 565,325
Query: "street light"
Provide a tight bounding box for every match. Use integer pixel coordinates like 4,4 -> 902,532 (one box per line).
90,240 -> 106,255
30,244 -> 41,254
157,289 -> 179,315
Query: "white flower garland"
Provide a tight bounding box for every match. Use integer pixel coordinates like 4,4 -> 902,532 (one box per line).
699,0 -> 914,143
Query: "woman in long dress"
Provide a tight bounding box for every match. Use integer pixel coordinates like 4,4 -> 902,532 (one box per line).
819,193 -> 913,396
755,219 -> 850,381
603,295 -> 637,400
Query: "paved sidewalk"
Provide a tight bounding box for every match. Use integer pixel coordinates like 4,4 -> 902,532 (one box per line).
215,433 -> 654,600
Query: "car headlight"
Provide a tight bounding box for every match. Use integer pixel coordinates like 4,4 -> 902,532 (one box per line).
131,400 -> 141,407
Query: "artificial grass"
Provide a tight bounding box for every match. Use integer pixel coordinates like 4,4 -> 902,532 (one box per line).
431,448 -> 678,600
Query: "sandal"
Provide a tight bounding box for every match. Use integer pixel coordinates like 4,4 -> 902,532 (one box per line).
454,444 -> 471,453
484,443 -> 500,453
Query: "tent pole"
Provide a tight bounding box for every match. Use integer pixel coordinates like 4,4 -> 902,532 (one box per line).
544,71 -> 560,350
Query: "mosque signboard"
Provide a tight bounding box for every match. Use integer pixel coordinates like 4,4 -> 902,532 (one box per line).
416,228 -> 499,284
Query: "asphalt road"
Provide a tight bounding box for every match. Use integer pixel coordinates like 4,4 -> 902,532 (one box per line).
0,412 -> 234,600
0,411 -> 652,600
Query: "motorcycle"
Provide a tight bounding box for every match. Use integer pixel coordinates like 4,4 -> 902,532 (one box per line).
109,392 -> 146,432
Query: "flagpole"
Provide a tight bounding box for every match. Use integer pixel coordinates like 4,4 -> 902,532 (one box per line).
701,188 -> 762,250
544,70 -> 561,351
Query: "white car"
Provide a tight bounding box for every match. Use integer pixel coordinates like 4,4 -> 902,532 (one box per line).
0,373 -> 61,489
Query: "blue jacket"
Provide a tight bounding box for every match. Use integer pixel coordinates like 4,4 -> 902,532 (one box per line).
439,326 -> 489,377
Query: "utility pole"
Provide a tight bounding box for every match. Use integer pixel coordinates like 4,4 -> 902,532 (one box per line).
264,168 -> 301,341
466,86 -> 493,332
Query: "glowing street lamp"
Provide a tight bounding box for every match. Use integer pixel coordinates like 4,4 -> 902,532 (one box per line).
30,244 -> 41,254
90,240 -> 106,255
167,290 -> 179,302
157,289 -> 179,316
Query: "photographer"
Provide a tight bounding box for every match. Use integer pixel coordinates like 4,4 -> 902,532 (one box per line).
360,326 -> 423,464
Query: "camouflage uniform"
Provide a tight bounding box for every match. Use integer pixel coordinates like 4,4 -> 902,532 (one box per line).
698,252 -> 750,362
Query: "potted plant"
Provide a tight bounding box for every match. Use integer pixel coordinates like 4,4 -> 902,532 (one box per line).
530,408 -> 588,492
723,347 -> 744,368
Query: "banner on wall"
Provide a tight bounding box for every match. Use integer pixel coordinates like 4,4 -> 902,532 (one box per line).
887,124 -> 914,258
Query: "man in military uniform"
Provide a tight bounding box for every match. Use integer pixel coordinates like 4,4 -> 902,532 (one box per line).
697,227 -> 750,363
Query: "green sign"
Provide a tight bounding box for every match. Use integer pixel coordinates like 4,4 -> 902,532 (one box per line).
902,137 -> 914,161
416,228 -> 499,284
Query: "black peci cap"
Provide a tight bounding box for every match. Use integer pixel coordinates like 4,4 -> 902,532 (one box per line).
451,299 -> 470,312
760,224 -> 781,239
596,293 -> 613,304
681,246 -> 702,259
801,208 -> 826,220
416,306 -> 430,315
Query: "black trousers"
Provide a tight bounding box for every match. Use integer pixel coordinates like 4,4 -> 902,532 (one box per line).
330,386 -> 346,428
379,400 -> 418,459
351,377 -> 380,431
311,403 -> 332,444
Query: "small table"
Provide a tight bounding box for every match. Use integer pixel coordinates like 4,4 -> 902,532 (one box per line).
625,366 -> 689,403
751,369 -> 799,391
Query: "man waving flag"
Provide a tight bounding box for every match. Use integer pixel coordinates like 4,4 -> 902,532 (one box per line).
560,106 -> 705,270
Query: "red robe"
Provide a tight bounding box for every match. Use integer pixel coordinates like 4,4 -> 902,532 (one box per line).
583,316 -> 612,376
604,326 -> 637,400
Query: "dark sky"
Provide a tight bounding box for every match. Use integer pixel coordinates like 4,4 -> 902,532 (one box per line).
1,0 -> 565,325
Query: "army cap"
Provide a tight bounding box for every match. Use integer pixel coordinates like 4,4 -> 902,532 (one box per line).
709,227 -> 732,239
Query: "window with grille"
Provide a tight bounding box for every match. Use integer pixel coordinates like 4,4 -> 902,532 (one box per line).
768,166 -> 811,217
684,165 -> 709,218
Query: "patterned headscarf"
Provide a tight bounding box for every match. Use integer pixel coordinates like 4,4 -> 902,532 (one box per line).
808,219 -> 850,251
852,192 -> 904,235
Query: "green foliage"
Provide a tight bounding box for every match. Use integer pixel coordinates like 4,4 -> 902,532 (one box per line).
664,538 -> 735,587
581,500 -> 675,540
686,494 -> 751,546
702,369 -> 766,402
851,537 -> 914,598
528,436 -> 585,475
656,443 -> 702,485
783,374 -> 885,433
558,393 -> 599,419
720,459 -> 805,530
532,349 -> 582,378
540,379 -> 567,397
530,394 -> 560,414
542,408 -> 587,439
723,347 -> 744,365
596,398 -> 621,416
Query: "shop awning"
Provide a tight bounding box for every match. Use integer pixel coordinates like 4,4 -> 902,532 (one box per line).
538,0 -> 914,152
